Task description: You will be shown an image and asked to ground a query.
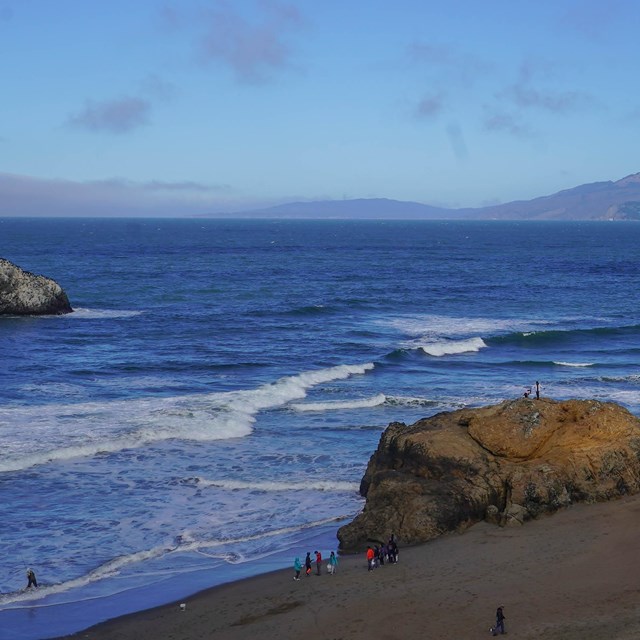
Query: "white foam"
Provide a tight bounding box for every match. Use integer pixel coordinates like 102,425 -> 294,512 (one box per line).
0,362 -> 375,473
291,393 -> 386,412
182,515 -> 353,555
418,337 -> 487,357
599,374 -> 640,383
0,545 -> 170,607
384,395 -> 436,407
553,361 -> 594,367
0,512 -> 357,608
192,478 -> 360,492
382,314 -> 546,338
66,308 -> 143,319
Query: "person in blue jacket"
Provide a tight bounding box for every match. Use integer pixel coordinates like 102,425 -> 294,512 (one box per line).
328,551 -> 338,575
293,557 -> 302,580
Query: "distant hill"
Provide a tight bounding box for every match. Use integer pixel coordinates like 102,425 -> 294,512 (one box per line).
217,172 -> 640,220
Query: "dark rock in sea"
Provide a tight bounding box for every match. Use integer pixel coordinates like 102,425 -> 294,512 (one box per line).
337,398 -> 640,550
0,258 -> 73,315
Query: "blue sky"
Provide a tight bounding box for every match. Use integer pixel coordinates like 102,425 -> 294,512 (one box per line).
1,0 -> 639,216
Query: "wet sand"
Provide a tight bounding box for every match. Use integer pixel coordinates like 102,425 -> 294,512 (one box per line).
59,494 -> 640,640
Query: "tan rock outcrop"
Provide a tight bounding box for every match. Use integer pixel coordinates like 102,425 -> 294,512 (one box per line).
0,258 -> 73,315
337,398 -> 640,550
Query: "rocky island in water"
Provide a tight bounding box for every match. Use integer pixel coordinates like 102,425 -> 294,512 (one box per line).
0,258 -> 72,315
338,397 -> 640,550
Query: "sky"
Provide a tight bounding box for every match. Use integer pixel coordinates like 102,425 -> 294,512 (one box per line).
1,0 -> 640,217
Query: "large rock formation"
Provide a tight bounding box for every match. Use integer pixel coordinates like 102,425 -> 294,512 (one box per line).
338,398 -> 640,550
0,258 -> 73,315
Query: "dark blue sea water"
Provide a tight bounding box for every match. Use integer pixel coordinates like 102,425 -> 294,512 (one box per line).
1,218 -> 639,639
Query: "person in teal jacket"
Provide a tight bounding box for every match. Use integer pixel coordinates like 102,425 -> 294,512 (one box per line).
293,557 -> 302,580
329,551 -> 338,575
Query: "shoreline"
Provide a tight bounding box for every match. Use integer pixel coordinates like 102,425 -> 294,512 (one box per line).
1,524 -> 343,640
55,494 -> 640,640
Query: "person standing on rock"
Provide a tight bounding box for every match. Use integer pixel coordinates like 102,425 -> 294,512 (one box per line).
535,381 -> 541,399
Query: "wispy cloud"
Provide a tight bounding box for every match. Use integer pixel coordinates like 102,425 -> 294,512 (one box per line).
507,85 -> 588,113
415,93 -> 445,120
197,0 -> 304,83
446,123 -> 468,161
482,59 -> 596,137
407,41 -> 489,122
483,110 -> 532,137
140,74 -> 176,102
158,3 -> 182,30
501,61 -> 595,114
67,97 -> 152,134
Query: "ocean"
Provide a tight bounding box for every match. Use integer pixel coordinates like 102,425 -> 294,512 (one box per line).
1,218 -> 639,639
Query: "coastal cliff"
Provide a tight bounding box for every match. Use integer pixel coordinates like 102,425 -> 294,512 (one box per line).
337,398 -> 640,550
0,258 -> 73,315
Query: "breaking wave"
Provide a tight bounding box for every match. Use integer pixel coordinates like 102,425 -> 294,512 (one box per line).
553,361 -> 595,367
0,362 -> 375,474
291,394 -> 386,412
186,478 -> 359,492
291,394 -> 438,412
418,337 -> 487,357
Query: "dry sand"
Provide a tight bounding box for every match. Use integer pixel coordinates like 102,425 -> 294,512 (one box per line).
61,495 -> 640,640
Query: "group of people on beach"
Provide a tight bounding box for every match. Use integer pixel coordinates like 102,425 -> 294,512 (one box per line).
293,535 -> 399,581
291,540 -> 505,634
366,535 -> 399,571
293,550 -> 339,580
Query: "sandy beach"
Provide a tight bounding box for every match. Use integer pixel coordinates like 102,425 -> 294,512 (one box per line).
58,493 -> 640,640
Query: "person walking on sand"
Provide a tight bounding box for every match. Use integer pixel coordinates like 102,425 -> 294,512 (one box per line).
26,569 -> 37,589
314,550 -> 322,576
305,552 -> 312,577
491,605 -> 506,635
328,551 -> 338,575
293,556 -> 302,580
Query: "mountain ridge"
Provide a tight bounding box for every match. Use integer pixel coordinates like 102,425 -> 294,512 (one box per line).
215,172 -> 640,220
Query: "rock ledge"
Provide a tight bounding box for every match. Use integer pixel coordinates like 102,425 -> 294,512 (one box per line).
338,398 -> 640,550
0,258 -> 73,315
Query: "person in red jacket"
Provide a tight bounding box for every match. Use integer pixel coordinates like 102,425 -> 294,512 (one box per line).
314,550 -> 322,575
366,546 -> 375,571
